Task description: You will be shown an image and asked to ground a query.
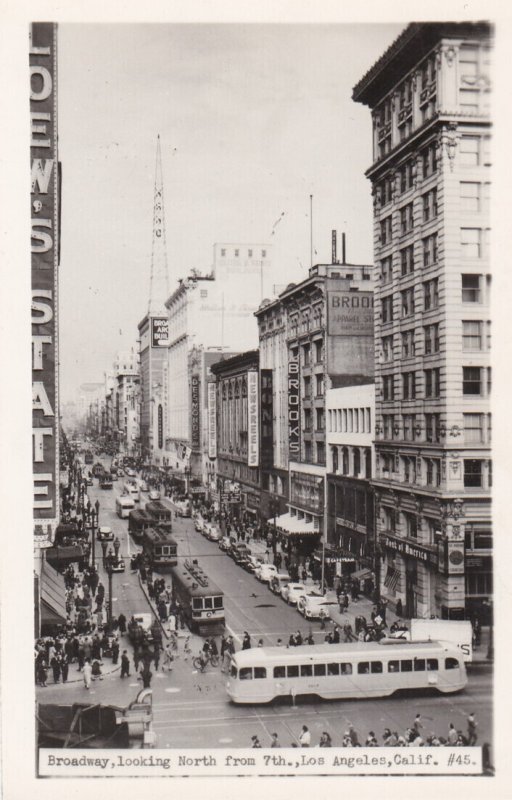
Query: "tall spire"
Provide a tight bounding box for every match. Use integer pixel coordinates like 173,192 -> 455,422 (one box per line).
148,135 -> 170,314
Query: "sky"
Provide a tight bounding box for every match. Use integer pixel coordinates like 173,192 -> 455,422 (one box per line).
58,22 -> 404,401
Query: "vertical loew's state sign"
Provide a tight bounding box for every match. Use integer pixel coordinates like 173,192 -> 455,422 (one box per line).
31,23 -> 59,546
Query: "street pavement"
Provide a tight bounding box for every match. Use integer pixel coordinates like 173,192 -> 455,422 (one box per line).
37,459 -> 493,750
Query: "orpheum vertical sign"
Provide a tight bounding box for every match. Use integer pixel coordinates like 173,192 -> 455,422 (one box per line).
30,23 -> 59,547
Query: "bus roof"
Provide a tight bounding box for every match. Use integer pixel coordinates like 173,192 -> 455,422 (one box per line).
232,640 -> 457,667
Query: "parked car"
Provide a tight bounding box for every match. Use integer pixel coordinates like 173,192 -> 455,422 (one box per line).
117,468 -> 125,477
281,582 -> 306,605
86,476 -> 93,486
255,563 -> 278,584
148,489 -> 160,501
206,525 -> 221,542
219,536 -> 231,552
245,555 -> 264,574
194,516 -> 205,533
125,468 -> 136,478
297,591 -> 332,620
97,526 -> 114,542
269,573 -> 291,595
109,557 -> 125,573
232,543 -> 251,566
138,480 -> 148,492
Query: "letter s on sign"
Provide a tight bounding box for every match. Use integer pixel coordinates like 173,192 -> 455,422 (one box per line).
32,290 -> 53,324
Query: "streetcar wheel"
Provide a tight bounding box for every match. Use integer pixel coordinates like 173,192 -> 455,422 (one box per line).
210,655 -> 219,667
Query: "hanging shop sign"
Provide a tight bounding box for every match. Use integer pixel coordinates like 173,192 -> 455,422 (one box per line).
151,317 -> 169,347
247,370 -> 259,467
380,532 -> 438,567
190,374 -> 200,449
288,361 -> 300,458
207,382 -> 217,459
31,23 -> 59,547
260,369 -> 273,470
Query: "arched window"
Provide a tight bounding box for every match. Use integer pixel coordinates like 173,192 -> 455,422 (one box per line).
342,447 -> 349,474
353,448 -> 361,476
332,446 -> 339,473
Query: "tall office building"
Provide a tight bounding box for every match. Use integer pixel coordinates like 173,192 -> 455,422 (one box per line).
353,22 -> 492,620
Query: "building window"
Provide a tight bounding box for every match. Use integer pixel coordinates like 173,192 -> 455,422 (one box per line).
462,320 -> 483,350
404,512 -> 418,538
220,248 -> 226,257
422,233 -> 438,267
459,45 -> 490,114
402,371 -> 416,400
400,203 -> 414,235
399,160 -> 414,193
383,414 -> 394,439
342,447 -> 349,474
464,413 -> 484,444
290,316 -> 299,336
234,249 -> 239,257
426,458 -> 441,488
381,294 -> 394,323
382,375 -> 394,401
315,374 -> 324,397
381,334 -> 394,362
380,215 -> 392,246
403,414 -> 416,441
316,442 -> 325,465
461,228 -> 481,258
381,256 -> 393,283
303,376 -> 311,399
378,175 -> 394,206
400,245 -> 414,276
460,136 -> 480,166
304,441 -> 312,462
462,274 -> 481,302
261,250 -> 267,258
302,344 -> 310,366
316,408 -> 324,431
401,329 -> 415,358
422,142 -> 438,178
425,368 -> 440,398
315,340 -> 324,363
464,459 -> 483,488
463,366 -> 482,396
424,323 -> 440,354
401,287 -> 415,318
304,409 -> 312,432
425,413 -> 441,443
403,456 -> 416,484
460,182 -> 480,212
383,505 -> 396,530
422,188 -> 438,222
423,278 -> 439,310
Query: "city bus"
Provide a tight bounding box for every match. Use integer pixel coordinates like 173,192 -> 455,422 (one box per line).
169,560 -> 225,636
128,509 -> 154,544
142,527 -> 178,572
116,495 -> 135,519
226,639 -> 467,705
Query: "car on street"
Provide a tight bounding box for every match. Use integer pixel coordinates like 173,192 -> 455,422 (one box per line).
109,557 -> 125,573
269,573 -> 291,595
297,591 -> 332,620
205,524 -> 221,542
194,516 -> 205,532
116,467 -> 125,477
219,536 -> 231,552
125,468 -> 136,478
281,582 -> 306,605
86,476 -> 93,486
245,555 -> 264,574
255,563 -> 278,583
100,476 -> 113,489
97,526 -> 114,541
148,489 -> 160,501
138,480 -> 148,492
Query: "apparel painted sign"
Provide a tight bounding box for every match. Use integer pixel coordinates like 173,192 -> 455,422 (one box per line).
190,375 -> 200,449
207,382 -> 217,459
247,370 -> 259,467
327,290 -> 374,336
31,23 -> 59,547
288,361 -> 300,458
260,369 -> 273,470
151,317 -> 169,347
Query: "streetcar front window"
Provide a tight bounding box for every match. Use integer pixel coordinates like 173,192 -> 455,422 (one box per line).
204,597 -> 213,609
239,668 -> 253,681
230,665 -> 238,679
445,657 -> 460,670
214,597 -> 223,609
192,598 -> 203,610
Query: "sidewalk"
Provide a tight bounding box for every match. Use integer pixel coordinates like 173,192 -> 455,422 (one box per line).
247,538 -> 492,665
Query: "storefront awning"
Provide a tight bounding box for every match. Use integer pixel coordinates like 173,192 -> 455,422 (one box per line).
351,567 -> 373,581
274,513 -> 319,536
40,561 -> 67,625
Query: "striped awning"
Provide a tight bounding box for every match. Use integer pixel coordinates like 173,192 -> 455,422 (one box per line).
384,566 -> 400,591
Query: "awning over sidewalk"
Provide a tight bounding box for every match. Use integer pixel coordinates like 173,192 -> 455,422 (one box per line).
40,560 -> 67,626
351,567 -> 374,581
274,513 -> 319,536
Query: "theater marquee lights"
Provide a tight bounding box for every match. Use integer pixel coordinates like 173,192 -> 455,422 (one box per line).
30,23 -> 59,546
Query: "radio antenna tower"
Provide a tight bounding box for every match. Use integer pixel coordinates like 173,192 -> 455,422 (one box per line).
148,135 -> 170,314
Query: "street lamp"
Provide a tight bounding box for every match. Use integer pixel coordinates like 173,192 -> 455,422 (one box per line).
90,507 -> 97,569
106,549 -> 115,631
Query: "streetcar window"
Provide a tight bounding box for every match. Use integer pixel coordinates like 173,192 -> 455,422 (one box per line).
358,662 -> 370,674
273,666 -> 286,678
314,664 -> 326,677
327,663 -> 339,676
161,546 -> 169,555
445,657 -> 460,670
214,597 -> 223,609
300,665 -> 312,677
400,660 -> 413,672
287,665 -> 299,678
254,667 -> 267,679
204,598 -> 213,609
192,598 -> 203,610
427,658 -> 439,671
388,661 -> 399,673
340,663 -> 352,675
230,665 -> 238,679
414,659 -> 426,672
371,661 -> 383,674
239,668 -> 253,680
